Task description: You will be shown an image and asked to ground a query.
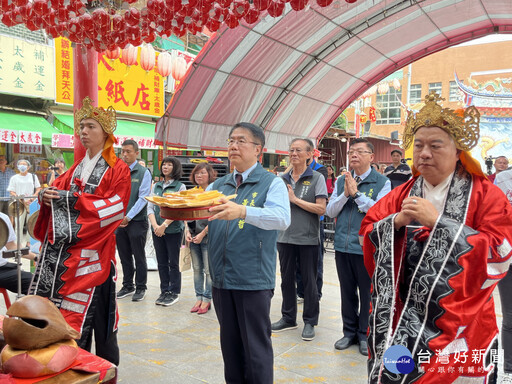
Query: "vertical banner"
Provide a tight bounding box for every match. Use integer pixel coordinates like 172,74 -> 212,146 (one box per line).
55,37 -> 74,104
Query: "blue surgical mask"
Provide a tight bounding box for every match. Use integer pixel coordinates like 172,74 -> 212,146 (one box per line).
18,165 -> 28,173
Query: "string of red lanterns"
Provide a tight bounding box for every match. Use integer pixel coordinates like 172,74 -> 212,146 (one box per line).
0,0 -> 357,52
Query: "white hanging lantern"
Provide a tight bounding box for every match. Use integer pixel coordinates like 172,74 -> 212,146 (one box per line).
140,44 -> 156,72
392,78 -> 401,91
156,51 -> 172,77
377,82 -> 389,95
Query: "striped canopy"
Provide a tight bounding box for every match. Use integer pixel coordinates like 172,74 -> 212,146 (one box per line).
156,0 -> 512,153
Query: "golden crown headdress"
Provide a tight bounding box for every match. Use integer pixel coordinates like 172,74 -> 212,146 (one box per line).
74,97 -> 117,135
402,92 -> 480,151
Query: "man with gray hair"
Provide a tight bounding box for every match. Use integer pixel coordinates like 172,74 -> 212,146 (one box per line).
271,138 -> 327,341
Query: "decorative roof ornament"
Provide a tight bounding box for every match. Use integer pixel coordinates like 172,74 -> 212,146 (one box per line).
74,97 -> 117,135
402,92 -> 480,151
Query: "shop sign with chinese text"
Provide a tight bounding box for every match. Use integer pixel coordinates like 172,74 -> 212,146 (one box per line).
52,133 -> 75,149
20,144 -> 42,154
0,35 -> 56,100
55,38 -> 164,117
115,135 -> 158,149
0,129 -> 18,144
19,131 -> 42,145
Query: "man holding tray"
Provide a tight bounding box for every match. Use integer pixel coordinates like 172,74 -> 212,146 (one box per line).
208,122 -> 291,384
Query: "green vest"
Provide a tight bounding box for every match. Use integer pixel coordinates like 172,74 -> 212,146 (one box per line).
152,180 -> 185,234
334,168 -> 387,255
128,162 -> 149,222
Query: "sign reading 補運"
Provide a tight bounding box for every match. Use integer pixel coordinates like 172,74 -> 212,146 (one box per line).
55,37 -> 164,117
0,35 -> 56,100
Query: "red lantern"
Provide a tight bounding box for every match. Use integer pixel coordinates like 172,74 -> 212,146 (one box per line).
316,0 -> 333,6
205,19 -> 221,32
290,0 -> 308,11
124,7 -> 140,26
105,47 -> 121,61
243,6 -> 259,24
267,0 -> 285,17
225,11 -> 240,29
56,6 -> 69,21
120,44 -> 138,67
46,25 -> 60,38
79,13 -> 93,33
2,11 -> 18,27
32,0 -> 48,16
345,0 -> 357,3
13,0 -> 27,7
92,8 -> 109,28
143,31 -> 156,43
253,0 -> 270,11
232,0 -> 250,17
171,53 -> 188,82
166,0 -> 182,12
156,51 -> 172,77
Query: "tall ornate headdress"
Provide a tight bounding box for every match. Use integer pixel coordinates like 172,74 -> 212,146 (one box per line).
402,92 -> 480,151
74,96 -> 117,135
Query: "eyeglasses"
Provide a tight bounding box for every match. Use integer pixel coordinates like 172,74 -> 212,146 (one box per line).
348,150 -> 373,156
227,139 -> 260,147
289,148 -> 308,154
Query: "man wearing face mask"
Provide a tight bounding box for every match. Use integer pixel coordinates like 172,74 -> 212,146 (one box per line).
7,159 -> 41,246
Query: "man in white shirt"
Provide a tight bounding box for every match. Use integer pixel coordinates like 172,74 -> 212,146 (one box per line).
7,159 -> 41,247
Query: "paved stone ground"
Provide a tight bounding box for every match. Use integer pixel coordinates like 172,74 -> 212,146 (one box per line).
1,247 -> 505,383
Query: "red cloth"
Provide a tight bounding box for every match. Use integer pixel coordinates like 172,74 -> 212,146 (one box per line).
31,157 -> 131,333
326,178 -> 335,195
360,170 -> 512,383
9,348 -> 114,384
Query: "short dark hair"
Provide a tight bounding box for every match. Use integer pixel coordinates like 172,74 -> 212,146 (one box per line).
290,138 -> 314,151
160,156 -> 182,180
350,138 -> 374,153
391,149 -> 403,156
229,122 -> 265,148
122,139 -> 138,152
189,163 -> 217,185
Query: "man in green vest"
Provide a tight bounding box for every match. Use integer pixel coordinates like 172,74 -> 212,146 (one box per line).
208,122 -> 291,384
116,139 -> 152,302
326,138 -> 391,356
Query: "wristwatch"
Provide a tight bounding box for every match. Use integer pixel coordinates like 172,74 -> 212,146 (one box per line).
352,191 -> 362,200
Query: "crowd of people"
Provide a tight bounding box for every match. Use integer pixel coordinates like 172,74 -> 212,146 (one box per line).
0,93 -> 512,383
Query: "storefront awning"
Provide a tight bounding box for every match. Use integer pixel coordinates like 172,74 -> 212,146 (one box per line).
0,111 -> 60,144
53,114 -> 155,138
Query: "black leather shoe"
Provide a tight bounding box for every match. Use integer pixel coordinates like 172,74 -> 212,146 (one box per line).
334,336 -> 357,350
359,340 -> 368,356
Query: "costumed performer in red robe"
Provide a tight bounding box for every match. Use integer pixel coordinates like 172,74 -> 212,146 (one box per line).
29,97 -> 131,365
361,92 -> 512,384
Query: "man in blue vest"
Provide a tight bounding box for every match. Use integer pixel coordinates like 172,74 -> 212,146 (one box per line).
326,138 -> 391,356
116,139 -> 152,302
208,122 -> 290,384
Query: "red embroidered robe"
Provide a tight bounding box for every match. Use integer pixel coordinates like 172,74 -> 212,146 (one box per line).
361,163 -> 512,383
30,156 -> 131,334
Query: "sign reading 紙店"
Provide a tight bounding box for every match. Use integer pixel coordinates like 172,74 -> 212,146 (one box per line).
54,37 -> 164,117
0,35 -> 56,100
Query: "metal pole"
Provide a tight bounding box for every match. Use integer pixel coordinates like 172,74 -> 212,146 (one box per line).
14,197 -> 22,299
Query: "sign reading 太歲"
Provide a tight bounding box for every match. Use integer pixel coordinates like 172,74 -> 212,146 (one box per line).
0,35 -> 56,100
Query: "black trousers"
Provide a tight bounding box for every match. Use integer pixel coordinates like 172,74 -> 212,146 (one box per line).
296,222 -> 324,299
278,243 -> 319,326
116,219 -> 148,290
212,287 -> 274,384
78,265 -> 119,366
152,231 -> 182,294
0,262 -> 32,294
335,251 -> 371,342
